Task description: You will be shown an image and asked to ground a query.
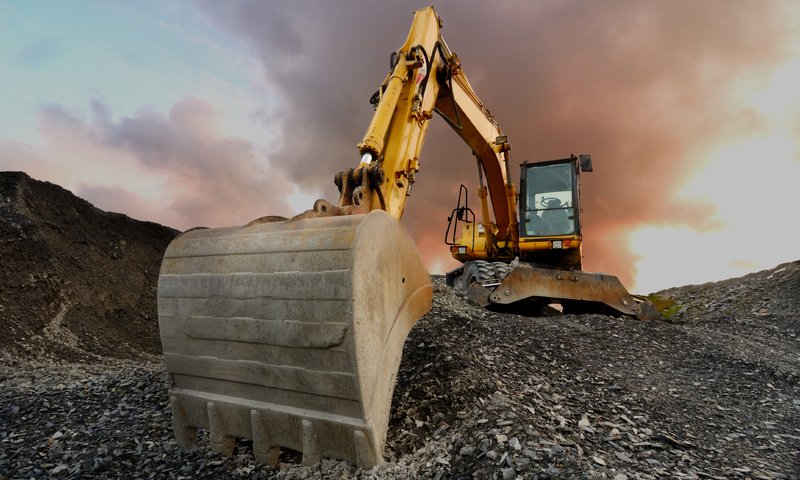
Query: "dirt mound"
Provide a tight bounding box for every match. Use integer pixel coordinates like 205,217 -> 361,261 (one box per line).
0,172 -> 178,362
656,260 -> 800,321
378,276 -> 799,478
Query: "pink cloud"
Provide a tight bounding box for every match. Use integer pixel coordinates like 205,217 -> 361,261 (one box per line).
1,97 -> 297,230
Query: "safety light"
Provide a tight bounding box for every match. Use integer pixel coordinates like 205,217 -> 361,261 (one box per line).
552,240 -> 563,249
457,246 -> 467,254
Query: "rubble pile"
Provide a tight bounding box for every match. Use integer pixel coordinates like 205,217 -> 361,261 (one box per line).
1,271 -> 798,479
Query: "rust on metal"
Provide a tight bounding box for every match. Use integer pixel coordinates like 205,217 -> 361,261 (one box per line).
488,264 -> 659,320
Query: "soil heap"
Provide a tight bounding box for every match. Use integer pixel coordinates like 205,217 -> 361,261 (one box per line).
0,172 -> 178,362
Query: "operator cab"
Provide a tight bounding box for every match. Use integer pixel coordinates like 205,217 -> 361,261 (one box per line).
519,154 -> 591,239
445,153 -> 592,268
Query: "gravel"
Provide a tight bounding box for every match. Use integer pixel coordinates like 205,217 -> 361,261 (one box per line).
2,262 -> 799,479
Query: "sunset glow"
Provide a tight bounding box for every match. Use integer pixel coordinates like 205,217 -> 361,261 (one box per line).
1,1 -> 798,293
629,46 -> 800,292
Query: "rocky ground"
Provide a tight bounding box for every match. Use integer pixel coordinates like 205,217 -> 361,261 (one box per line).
1,173 -> 798,479
1,261 -> 798,479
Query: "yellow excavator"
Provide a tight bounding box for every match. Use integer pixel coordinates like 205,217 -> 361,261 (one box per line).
157,6 -> 656,469
444,153 -> 657,319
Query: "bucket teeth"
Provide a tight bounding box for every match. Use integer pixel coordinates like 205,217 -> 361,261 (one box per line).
169,395 -> 197,449
251,409 -> 279,466
301,419 -> 321,465
354,430 -> 377,467
207,402 -> 234,457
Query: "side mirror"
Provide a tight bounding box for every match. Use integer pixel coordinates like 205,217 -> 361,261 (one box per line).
579,154 -> 593,172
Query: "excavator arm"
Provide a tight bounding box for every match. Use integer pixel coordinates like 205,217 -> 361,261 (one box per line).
328,7 -> 517,252
435,66 -> 519,250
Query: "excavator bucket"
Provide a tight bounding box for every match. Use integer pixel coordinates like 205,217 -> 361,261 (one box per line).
157,210 -> 432,467
470,263 -> 660,321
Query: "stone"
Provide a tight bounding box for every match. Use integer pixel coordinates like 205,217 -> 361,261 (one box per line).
501,467 -> 516,479
459,445 -> 476,456
578,414 -> 591,430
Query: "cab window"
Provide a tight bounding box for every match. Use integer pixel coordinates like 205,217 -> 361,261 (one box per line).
523,163 -> 575,236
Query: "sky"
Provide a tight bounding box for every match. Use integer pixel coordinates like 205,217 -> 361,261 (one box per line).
1,0 -> 799,293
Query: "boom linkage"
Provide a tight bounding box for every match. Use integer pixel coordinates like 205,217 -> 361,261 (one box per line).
325,7 -> 518,258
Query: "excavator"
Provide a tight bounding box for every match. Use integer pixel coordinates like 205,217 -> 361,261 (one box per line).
444,154 -> 657,319
157,6 -> 656,469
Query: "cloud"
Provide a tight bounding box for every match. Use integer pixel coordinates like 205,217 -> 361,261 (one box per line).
2,97 -> 298,230
4,1 -> 795,292
195,0 -> 412,187
194,0 -> 799,288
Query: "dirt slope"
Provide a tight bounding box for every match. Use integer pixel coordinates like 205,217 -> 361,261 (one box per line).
0,172 -> 178,362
